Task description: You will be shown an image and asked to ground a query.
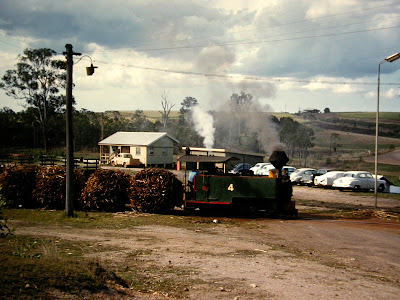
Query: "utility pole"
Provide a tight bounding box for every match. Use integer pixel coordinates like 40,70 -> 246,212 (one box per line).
64,44 -> 81,216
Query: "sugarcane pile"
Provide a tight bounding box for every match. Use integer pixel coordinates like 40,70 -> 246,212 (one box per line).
33,166 -> 86,210
129,168 -> 183,213
0,165 -> 41,208
80,169 -> 131,212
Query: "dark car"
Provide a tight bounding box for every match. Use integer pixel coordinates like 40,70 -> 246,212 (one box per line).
228,163 -> 253,175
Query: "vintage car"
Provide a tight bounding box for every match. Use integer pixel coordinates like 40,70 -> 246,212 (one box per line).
228,163 -> 253,175
314,171 -> 346,188
332,171 -> 386,192
257,163 -> 277,175
290,168 -> 316,184
282,166 -> 296,176
250,163 -> 272,175
110,153 -> 140,167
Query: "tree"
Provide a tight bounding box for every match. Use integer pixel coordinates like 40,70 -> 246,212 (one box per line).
131,109 -> 155,132
279,117 -> 314,161
0,48 -> 67,151
179,96 -> 198,125
229,91 -> 253,146
159,91 -> 175,128
324,107 -> 331,113
329,132 -> 341,155
73,109 -> 101,151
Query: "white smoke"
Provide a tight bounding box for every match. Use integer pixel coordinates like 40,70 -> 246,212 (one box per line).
191,106 -> 215,149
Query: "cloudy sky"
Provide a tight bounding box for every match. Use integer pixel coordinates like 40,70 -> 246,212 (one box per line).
0,0 -> 399,113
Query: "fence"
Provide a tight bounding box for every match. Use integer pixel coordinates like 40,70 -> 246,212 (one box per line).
0,155 -> 100,171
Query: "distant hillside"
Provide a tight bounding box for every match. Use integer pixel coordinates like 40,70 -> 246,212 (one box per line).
103,110 -> 180,122
302,112 -> 400,139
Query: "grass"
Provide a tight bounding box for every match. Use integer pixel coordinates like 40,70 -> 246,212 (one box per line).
0,235 -> 125,299
1,201 -> 400,298
335,112 -> 400,120
1,209 -> 215,299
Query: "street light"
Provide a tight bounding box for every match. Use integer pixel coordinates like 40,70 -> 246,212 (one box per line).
64,45 -> 97,216
374,52 -> 400,208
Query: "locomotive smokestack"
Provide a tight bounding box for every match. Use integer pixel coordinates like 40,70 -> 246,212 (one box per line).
268,150 -> 289,172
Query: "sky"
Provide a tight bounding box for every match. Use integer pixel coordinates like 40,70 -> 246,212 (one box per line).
0,0 -> 400,114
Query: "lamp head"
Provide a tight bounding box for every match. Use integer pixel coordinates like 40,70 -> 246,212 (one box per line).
385,53 -> 400,63
86,63 -> 98,76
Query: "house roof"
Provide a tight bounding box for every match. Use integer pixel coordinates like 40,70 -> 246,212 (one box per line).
178,155 -> 239,163
98,131 -> 179,146
181,146 -> 265,158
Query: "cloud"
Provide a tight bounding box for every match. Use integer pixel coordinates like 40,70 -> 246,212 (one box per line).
0,0 -> 399,114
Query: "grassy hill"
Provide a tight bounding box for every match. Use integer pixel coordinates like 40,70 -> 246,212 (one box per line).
104,110 -> 180,122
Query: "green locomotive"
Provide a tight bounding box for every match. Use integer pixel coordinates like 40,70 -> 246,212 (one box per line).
180,150 -> 297,216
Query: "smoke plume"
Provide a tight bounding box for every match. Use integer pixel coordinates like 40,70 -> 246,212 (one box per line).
191,106 -> 215,148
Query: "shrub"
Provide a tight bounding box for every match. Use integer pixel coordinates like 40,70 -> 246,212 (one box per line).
0,195 -> 13,237
0,165 -> 42,208
80,169 -> 131,212
129,168 -> 183,213
33,166 -> 86,210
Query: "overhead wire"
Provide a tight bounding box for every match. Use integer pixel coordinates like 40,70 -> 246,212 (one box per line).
94,0 -> 400,52
94,59 -> 400,87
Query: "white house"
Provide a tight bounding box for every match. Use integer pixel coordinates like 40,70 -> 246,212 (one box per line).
99,131 -> 179,168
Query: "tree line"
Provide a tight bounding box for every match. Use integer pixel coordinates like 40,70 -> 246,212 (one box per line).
0,48 -> 314,159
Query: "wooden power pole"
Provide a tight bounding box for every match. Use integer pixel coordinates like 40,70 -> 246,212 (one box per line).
64,44 -> 81,216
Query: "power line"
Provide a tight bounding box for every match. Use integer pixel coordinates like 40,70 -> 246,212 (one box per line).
102,0 -> 400,52
95,59 -> 400,87
90,25 -> 400,54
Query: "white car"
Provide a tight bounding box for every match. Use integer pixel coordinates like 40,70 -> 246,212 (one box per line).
110,153 -> 140,167
332,171 -> 386,192
314,171 -> 345,188
257,164 -> 276,175
290,168 -> 316,184
250,163 -> 272,175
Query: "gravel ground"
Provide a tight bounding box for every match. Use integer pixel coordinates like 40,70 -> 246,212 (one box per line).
14,186 -> 400,299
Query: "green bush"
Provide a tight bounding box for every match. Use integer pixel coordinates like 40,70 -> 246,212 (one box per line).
80,169 -> 131,212
0,165 -> 42,208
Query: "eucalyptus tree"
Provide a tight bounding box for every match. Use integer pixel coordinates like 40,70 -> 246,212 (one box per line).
0,48 -> 67,150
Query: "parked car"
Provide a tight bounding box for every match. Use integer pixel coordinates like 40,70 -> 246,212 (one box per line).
299,169 -> 319,186
111,153 -> 140,167
250,163 -> 272,175
229,163 -> 253,175
290,168 -> 316,184
332,171 -> 386,192
257,164 -> 277,175
302,169 -> 332,186
314,171 -> 346,188
282,166 -> 296,176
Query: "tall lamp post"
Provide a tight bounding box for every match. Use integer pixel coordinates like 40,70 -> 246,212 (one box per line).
64,44 -> 97,216
374,52 -> 400,208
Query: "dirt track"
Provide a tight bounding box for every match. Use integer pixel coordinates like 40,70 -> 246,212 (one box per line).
364,149 -> 400,165
15,186 -> 400,299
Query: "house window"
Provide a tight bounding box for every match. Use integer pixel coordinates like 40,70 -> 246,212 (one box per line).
136,147 -> 141,155
121,146 -> 130,153
162,144 -> 167,156
149,146 -> 154,156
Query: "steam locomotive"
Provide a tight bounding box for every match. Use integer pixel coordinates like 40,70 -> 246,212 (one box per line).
179,150 -> 297,216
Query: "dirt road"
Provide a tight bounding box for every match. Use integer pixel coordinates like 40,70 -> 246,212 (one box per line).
15,186 -> 400,299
